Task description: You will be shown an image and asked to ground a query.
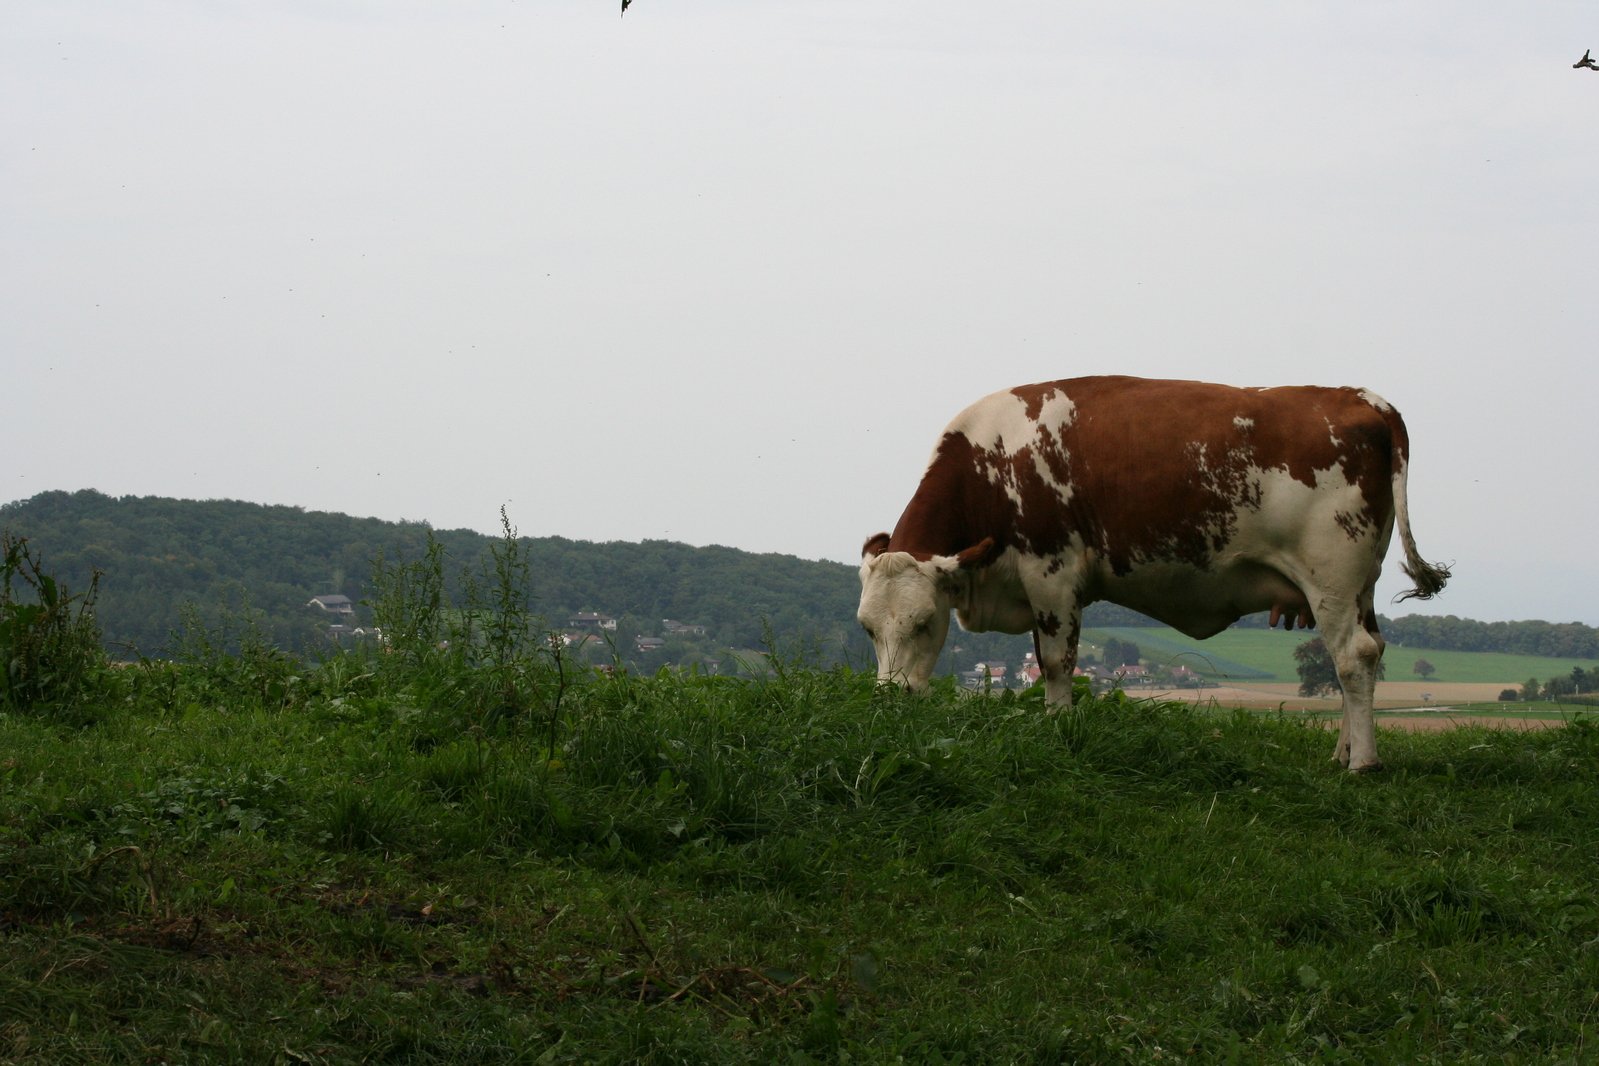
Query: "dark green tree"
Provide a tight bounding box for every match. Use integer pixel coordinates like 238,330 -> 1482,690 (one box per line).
1294,639 -> 1339,696
1102,637 -> 1141,668
1292,640 -> 1382,696
1413,658 -> 1436,680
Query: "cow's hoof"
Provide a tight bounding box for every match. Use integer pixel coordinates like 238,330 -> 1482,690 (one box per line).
1348,760 -> 1384,775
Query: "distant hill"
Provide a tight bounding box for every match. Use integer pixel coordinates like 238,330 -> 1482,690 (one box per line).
5,490 -> 1594,669
0,490 -> 865,664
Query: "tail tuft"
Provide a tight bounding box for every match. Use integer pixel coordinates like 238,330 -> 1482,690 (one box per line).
1396,558 -> 1451,602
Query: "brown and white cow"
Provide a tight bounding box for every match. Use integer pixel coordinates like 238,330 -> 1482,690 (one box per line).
858,375 -> 1449,772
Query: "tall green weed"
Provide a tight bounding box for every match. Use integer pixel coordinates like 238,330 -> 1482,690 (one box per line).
0,533 -> 105,720
167,595 -> 301,708
364,512 -> 573,743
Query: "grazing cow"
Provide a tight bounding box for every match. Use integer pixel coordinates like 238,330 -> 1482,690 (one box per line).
858,375 -> 1449,772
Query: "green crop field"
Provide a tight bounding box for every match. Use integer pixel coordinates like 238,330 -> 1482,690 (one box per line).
1086,625 -> 1597,685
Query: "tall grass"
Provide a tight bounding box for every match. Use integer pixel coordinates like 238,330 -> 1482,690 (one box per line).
5,655 -> 1599,1062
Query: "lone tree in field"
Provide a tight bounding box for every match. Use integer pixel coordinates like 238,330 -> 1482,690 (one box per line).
1102,637 -> 1141,669
1413,658 -> 1436,680
1294,638 -> 1340,696
1295,637 -> 1385,697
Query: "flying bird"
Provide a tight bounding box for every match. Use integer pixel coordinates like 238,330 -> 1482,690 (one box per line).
621,0 -> 631,15
1576,49 -> 1599,70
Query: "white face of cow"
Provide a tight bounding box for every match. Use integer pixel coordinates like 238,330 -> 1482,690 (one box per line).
857,549 -> 957,693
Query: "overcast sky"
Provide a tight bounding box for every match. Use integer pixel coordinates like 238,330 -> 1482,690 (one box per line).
5,2 -> 1597,626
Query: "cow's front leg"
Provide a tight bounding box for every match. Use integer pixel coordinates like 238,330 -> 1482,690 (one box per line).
1033,601 -> 1083,710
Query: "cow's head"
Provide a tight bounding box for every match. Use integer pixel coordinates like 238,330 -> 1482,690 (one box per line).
857,533 -> 996,693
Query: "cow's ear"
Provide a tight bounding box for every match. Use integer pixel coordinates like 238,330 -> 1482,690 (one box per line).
954,537 -> 998,570
861,532 -> 891,560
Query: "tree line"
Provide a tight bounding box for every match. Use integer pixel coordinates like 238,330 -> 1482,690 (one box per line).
1377,614 -> 1598,660
1236,611 -> 1597,660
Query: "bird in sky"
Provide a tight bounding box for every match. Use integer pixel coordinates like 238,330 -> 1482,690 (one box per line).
1576,49 -> 1599,70
621,0 -> 632,15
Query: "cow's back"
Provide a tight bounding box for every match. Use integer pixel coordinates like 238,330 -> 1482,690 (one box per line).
930,376 -> 1399,573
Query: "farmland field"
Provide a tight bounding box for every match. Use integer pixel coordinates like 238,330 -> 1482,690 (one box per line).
5,654 -> 1599,1063
1087,625 -> 1598,685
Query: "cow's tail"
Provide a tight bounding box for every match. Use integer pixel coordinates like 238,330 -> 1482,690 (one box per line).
1385,404 -> 1451,602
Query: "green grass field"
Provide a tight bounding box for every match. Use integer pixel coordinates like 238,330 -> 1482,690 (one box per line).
5,656 -> 1599,1063
1087,625 -> 1597,686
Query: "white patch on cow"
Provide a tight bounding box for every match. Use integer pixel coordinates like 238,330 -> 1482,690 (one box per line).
1098,462 -> 1391,636
950,388 -> 1078,460
1358,388 -> 1393,413
934,388 -> 1081,524
999,474 -> 1027,519
956,549 -> 1034,634
1233,416 -> 1254,431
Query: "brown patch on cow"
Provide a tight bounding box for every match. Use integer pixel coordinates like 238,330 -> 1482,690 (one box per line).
862,532 -> 891,558
994,377 -> 1403,578
1035,611 -> 1061,637
963,428 -> 1081,557
883,432 -> 1021,559
1010,382 -> 1070,423
955,537 -> 999,569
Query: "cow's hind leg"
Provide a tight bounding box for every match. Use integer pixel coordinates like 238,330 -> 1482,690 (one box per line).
1322,593 -> 1385,773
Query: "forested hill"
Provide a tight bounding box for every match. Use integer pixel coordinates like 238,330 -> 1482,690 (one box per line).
3,489 -> 1595,663
0,490 -> 875,661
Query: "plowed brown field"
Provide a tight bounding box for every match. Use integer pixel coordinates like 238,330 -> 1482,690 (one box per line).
1132,680 -> 1573,731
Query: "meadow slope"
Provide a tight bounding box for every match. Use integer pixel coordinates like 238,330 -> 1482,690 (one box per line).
4,658 -> 1599,1063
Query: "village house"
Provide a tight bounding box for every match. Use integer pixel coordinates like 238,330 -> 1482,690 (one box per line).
1111,663 -> 1153,684
662,619 -> 707,638
307,594 -> 354,618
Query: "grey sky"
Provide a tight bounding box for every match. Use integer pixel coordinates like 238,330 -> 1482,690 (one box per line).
5,3 -> 1597,626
